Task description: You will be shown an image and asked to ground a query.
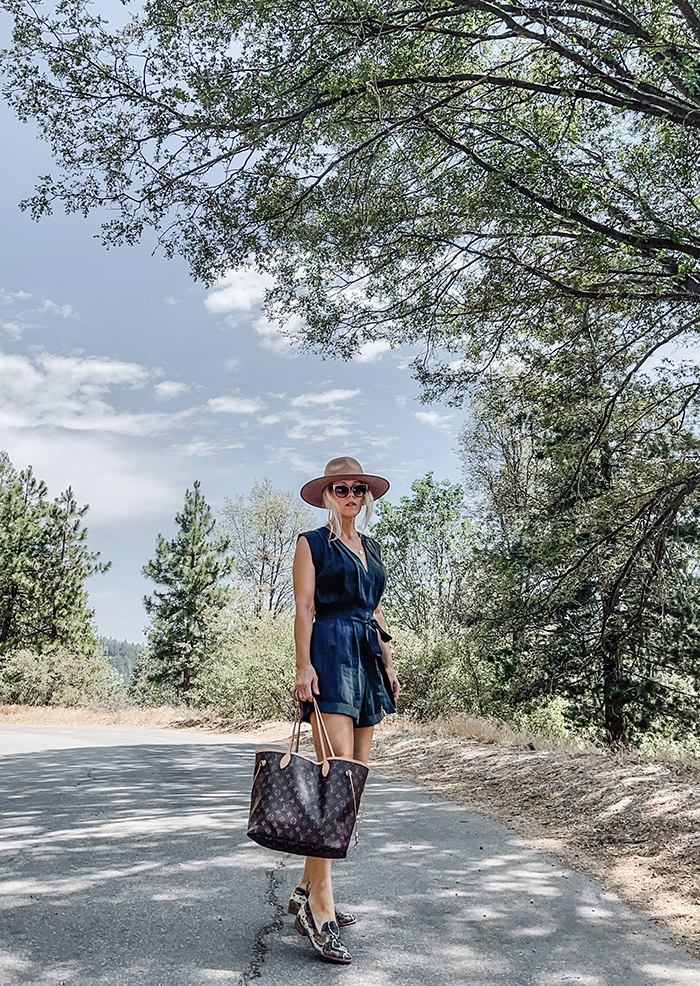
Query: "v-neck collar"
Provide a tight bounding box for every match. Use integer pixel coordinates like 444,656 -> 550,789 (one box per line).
334,531 -> 369,574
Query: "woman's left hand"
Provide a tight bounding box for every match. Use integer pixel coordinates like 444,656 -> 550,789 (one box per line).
385,667 -> 400,703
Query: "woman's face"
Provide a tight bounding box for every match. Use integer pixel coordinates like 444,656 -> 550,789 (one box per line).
328,477 -> 366,519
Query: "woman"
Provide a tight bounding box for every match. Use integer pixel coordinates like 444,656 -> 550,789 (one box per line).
289,456 -> 400,964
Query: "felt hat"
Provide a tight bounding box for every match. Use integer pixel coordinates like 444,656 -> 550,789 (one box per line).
300,456 -> 390,508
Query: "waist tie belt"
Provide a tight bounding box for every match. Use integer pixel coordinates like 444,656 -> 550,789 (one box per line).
314,613 -> 392,644
313,614 -> 395,705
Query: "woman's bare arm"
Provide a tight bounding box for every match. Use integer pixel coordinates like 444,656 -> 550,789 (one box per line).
373,602 -> 401,701
292,536 -> 319,701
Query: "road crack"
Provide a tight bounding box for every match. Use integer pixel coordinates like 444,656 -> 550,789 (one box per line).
237,856 -> 288,985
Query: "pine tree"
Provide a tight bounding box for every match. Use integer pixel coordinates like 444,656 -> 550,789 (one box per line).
98,637 -> 145,682
32,488 -> 110,651
142,481 -> 231,704
0,466 -> 49,652
0,450 -> 17,487
0,455 -> 109,658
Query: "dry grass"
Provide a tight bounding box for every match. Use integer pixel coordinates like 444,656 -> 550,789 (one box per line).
0,703 -> 291,734
383,712 -> 600,754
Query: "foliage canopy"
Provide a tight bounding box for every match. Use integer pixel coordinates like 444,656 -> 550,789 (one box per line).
460,323 -> 700,745
3,0 -> 700,392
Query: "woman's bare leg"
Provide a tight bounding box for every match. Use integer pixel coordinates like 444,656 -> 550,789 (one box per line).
299,713 -> 355,927
353,725 -> 374,766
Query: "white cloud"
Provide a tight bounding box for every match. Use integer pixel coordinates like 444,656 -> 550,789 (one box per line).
361,434 -> 399,449
169,437 -> 245,457
40,299 -> 79,319
355,340 -> 392,363
38,352 -> 150,390
290,388 -> 361,408
204,268 -> 272,313
266,446 -> 320,475
164,296 -> 179,306
414,410 -> 454,433
154,380 -> 189,401
252,314 -> 300,357
285,412 -> 352,442
1,290 -> 32,302
0,349 -> 194,436
207,394 -> 263,414
1,431 -> 182,523
224,357 -> 240,371
0,291 -> 80,339
259,414 -> 282,425
395,395 -> 407,407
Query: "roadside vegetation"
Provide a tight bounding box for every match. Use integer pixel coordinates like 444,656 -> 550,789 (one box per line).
4,449 -> 700,757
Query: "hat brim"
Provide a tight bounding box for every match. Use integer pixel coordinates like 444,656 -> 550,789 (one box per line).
300,473 -> 390,508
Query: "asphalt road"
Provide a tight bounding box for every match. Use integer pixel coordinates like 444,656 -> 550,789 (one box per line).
1,725 -> 699,986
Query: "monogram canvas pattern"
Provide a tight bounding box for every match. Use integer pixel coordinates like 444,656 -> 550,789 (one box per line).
247,750 -> 369,858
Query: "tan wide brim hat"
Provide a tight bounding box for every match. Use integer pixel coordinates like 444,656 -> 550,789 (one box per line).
300,456 -> 390,508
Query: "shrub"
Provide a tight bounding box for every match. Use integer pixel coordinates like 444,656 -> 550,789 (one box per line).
391,627 -> 493,719
191,611 -> 296,720
0,646 -> 124,706
129,650 -> 180,706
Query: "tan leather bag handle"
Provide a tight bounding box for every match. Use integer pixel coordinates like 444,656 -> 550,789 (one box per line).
280,696 -> 335,775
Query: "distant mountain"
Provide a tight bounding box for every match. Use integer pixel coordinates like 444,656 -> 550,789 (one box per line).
98,636 -> 145,682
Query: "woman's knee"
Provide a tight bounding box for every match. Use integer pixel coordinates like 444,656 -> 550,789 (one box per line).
353,725 -> 374,765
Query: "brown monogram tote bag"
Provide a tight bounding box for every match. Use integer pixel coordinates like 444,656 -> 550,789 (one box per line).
246,698 -> 369,859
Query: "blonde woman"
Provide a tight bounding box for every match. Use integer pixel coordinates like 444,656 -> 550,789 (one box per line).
289,456 -> 400,964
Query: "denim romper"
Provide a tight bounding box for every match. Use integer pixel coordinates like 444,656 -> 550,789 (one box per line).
299,526 -> 396,727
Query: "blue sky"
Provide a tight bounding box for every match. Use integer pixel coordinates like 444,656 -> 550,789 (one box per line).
0,94 -> 464,642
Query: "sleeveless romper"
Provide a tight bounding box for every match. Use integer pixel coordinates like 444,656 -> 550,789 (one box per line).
299,526 -> 396,727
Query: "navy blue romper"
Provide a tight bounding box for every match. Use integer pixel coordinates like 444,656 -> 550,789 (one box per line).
299,526 -> 396,727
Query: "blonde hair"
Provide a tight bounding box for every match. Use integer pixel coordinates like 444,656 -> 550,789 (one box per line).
323,486 -> 375,539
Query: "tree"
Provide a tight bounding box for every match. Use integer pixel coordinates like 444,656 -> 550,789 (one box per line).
373,474 -> 490,718
142,481 -> 231,703
221,478 -> 314,617
0,465 -> 48,651
2,0 -> 700,395
32,487 -> 110,650
0,450 -> 17,487
373,473 -> 473,633
98,636 -> 145,682
0,457 -> 107,656
461,321 -> 700,745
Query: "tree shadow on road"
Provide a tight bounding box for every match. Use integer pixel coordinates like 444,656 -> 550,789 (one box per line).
0,741 -> 273,985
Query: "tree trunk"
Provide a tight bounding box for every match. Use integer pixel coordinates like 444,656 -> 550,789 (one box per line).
602,637 -> 626,747
183,666 -> 191,708
0,585 -> 18,644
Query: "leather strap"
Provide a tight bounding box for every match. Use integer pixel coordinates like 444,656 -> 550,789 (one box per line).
280,696 -> 335,776
312,696 -> 336,757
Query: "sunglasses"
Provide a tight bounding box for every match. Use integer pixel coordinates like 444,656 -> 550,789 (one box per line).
329,482 -> 368,498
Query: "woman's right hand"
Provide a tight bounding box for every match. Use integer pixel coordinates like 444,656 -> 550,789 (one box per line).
291,663 -> 319,703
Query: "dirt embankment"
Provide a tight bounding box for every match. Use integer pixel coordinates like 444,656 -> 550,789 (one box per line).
3,705 -> 700,958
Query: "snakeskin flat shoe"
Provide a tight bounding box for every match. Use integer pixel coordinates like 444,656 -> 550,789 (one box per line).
294,901 -> 352,964
287,885 -> 356,927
